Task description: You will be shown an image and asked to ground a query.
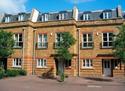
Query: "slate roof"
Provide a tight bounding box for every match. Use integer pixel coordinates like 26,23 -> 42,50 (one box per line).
0,7 -> 124,23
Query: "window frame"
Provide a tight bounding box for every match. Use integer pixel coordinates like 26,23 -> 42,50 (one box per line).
102,32 -> 113,48
36,58 -> 47,68
82,33 -> 93,49
5,16 -> 10,23
83,14 -> 91,20
82,59 -> 93,68
103,12 -> 110,19
13,33 -> 23,48
12,58 -> 22,68
37,34 -> 48,49
55,32 -> 63,48
18,14 -> 24,21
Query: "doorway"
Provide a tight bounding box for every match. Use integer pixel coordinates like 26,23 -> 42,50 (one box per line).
0,58 -> 7,70
103,60 -> 111,77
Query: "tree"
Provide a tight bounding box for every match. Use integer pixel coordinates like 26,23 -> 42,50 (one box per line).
55,32 -> 76,81
0,30 -> 15,69
113,25 -> 125,76
113,25 -> 125,62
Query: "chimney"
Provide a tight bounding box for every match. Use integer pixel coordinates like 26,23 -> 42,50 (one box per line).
30,9 -> 39,22
116,5 -> 122,18
73,6 -> 78,21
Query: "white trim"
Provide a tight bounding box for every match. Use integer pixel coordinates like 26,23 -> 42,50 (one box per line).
82,59 -> 93,68
36,58 -> 47,68
18,14 -> 24,21
103,12 -> 109,19
5,16 -> 10,23
102,32 -> 113,48
13,33 -> 23,48
12,58 -> 22,68
82,33 -> 93,48
37,34 -> 47,48
83,14 -> 90,20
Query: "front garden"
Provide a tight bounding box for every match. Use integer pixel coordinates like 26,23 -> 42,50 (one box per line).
0,67 -> 27,79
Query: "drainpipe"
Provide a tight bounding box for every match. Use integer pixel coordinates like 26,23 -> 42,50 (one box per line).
77,28 -> 80,76
22,27 -> 25,69
32,28 -> 37,75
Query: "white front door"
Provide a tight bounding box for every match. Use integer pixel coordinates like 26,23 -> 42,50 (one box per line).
103,60 -> 111,76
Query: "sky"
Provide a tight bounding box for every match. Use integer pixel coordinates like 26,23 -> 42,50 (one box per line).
0,0 -> 125,14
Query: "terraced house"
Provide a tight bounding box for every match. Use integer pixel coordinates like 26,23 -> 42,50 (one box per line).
0,5 -> 125,77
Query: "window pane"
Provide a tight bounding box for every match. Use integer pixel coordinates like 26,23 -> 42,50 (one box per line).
88,43 -> 93,47
83,43 -> 87,47
44,59 -> 46,66
109,42 -> 112,46
103,42 -> 108,46
88,34 -> 92,41
83,34 -> 87,41
103,33 -> 107,38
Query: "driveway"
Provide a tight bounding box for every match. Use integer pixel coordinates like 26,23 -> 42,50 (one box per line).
0,76 -> 125,91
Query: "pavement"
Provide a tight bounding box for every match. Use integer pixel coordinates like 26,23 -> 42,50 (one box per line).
0,76 -> 125,91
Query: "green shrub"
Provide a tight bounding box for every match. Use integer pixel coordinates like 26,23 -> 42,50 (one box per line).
0,67 -> 4,79
17,69 -> 27,76
6,69 -> 19,77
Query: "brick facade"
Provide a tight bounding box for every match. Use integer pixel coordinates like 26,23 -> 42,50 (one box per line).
0,19 -> 125,77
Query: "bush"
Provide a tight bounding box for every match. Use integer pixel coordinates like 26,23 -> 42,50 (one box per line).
6,69 -> 19,77
0,67 -> 4,79
17,69 -> 27,76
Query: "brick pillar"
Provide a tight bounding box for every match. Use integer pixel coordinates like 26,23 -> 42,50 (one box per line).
23,27 -> 34,75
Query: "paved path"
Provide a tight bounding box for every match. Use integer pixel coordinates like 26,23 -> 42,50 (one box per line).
0,76 -> 125,91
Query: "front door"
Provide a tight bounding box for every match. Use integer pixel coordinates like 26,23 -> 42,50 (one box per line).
103,60 -> 111,76
0,58 -> 7,70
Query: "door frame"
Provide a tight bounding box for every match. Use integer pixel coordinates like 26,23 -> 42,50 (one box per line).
102,59 -> 112,77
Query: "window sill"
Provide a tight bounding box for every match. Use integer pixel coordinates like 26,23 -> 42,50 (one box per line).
81,67 -> 94,70
81,47 -> 93,50
36,67 -> 48,69
13,47 -> 22,49
12,66 -> 22,68
65,67 -> 71,69
101,47 -> 113,49
36,48 -> 48,50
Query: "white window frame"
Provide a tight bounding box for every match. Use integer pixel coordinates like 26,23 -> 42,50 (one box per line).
18,14 -> 24,21
82,59 -> 93,68
103,12 -> 109,19
13,58 -> 22,68
44,14 -> 48,21
13,33 -> 23,48
37,59 -> 47,68
5,16 -> 10,23
38,34 -> 47,48
102,32 -> 113,48
83,14 -> 90,20
59,13 -> 65,20
82,33 -> 93,48
55,33 -> 63,48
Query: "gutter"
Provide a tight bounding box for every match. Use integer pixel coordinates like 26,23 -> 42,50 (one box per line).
77,28 -> 80,76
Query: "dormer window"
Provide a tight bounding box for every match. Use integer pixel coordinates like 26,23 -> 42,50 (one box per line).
83,14 -> 91,20
40,14 -> 48,22
103,12 -> 110,19
5,16 -> 10,23
44,14 -> 48,21
59,13 -> 65,20
18,14 -> 24,21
